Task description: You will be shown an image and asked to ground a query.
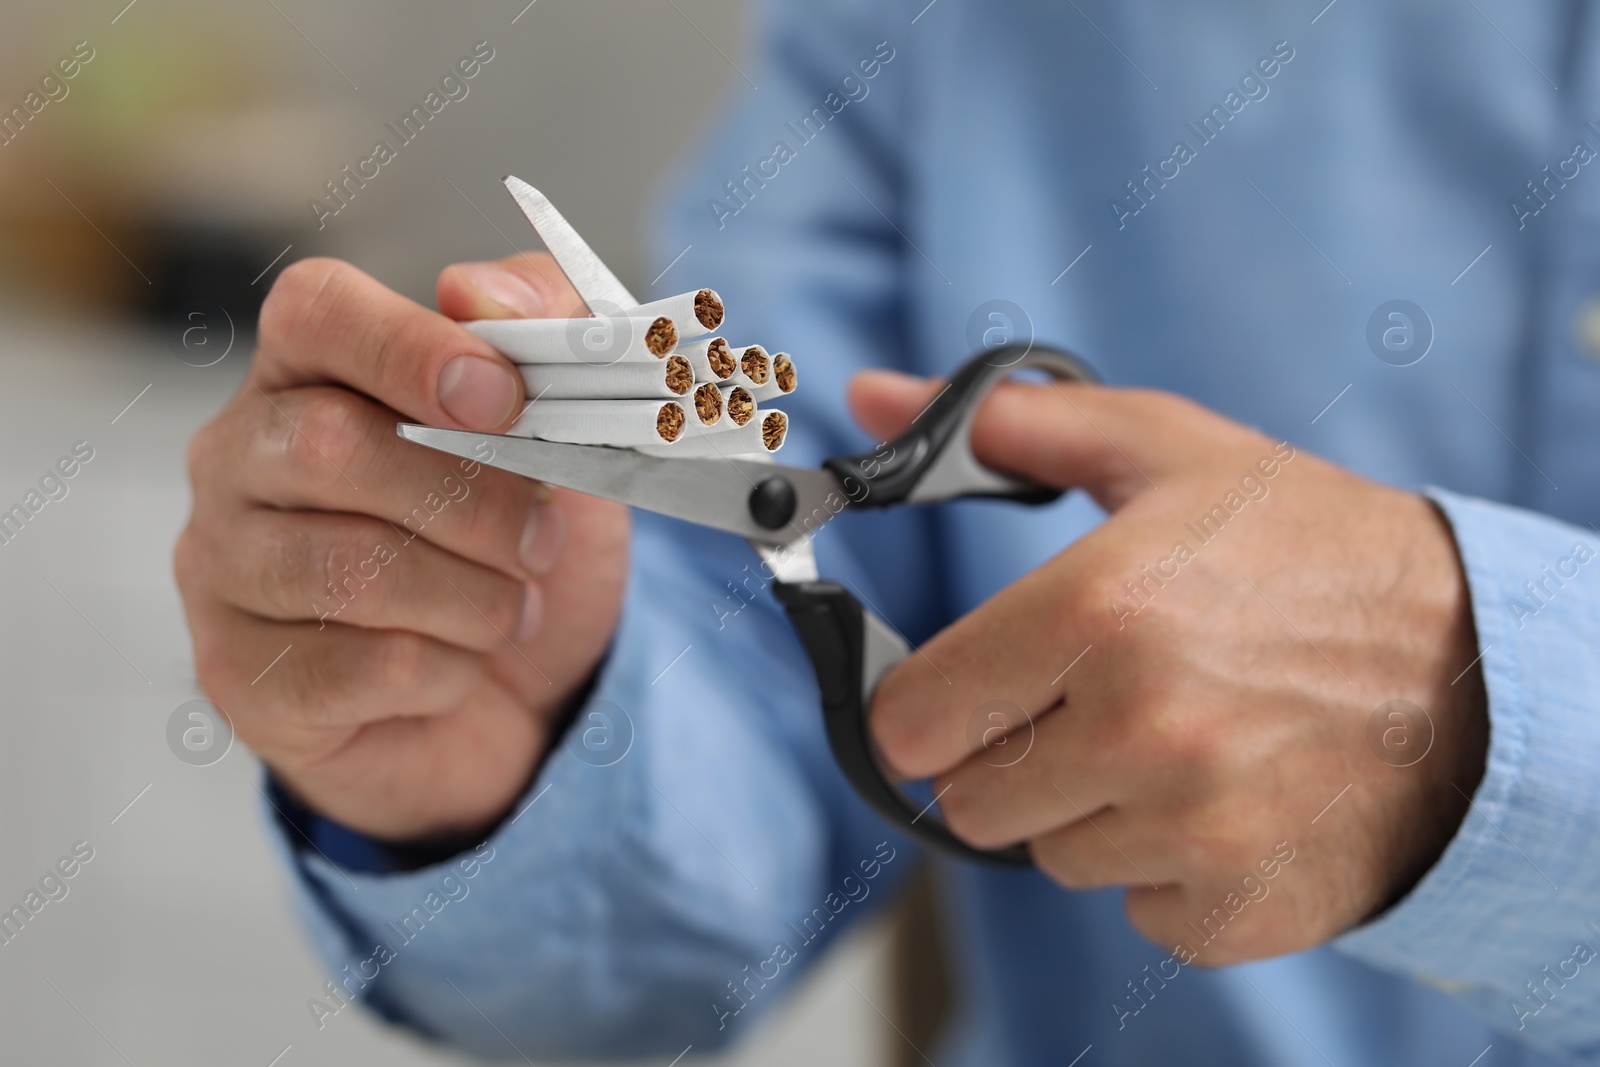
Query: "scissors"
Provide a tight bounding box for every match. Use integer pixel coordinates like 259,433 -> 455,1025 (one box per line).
399,176 -> 1098,865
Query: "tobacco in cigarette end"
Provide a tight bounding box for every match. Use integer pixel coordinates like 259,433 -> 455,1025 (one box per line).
657,403 -> 686,442
646,316 -> 678,357
773,354 -> 797,393
707,338 -> 736,379
694,289 -> 724,330
762,411 -> 787,451
664,355 -> 693,395
725,387 -> 755,425
741,346 -> 770,385
693,382 -> 724,425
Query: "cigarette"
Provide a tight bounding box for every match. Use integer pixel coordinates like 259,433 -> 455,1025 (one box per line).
689,382 -> 724,426
717,344 -> 771,389
744,352 -> 797,401
510,398 -> 688,445
518,355 -> 693,399
773,353 -> 797,392
635,410 -> 788,458
761,410 -> 787,451
674,336 -> 737,381
718,385 -> 756,426
467,315 -> 678,364
628,289 -> 724,335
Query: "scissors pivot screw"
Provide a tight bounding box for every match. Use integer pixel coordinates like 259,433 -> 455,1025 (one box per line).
749,476 -> 798,529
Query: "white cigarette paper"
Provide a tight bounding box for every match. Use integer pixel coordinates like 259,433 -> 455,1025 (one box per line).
744,353 -> 797,401
627,289 -> 724,337
467,315 -> 677,364
636,411 -> 788,458
674,336 -> 737,381
510,398 -> 689,445
519,356 -> 693,399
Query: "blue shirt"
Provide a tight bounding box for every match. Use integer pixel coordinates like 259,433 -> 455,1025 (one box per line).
270,1 -> 1600,1063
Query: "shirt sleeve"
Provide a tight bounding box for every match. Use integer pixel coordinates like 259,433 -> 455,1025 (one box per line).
263,1 -> 927,1060
1333,487 -> 1600,1063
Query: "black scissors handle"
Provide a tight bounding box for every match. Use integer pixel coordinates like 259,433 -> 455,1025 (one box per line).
775,343 -> 1098,865
825,344 -> 1099,510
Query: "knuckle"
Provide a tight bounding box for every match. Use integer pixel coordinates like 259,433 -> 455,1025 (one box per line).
456,474 -> 534,554
1093,694 -> 1145,761
276,653 -> 339,727
1145,702 -> 1220,770
185,417 -> 223,487
1168,836 -> 1211,876
284,389 -> 370,478
367,629 -> 432,695
1122,890 -> 1183,953
255,521 -> 327,616
266,635 -> 363,728
940,785 -> 1009,849
191,640 -> 237,708
482,575 -> 527,639
869,689 -> 934,778
253,517 -> 391,623
1067,571 -> 1136,651
188,618 -> 255,714
1031,837 -> 1084,886
259,257 -> 353,348
937,779 -> 984,842
172,525 -> 207,600
314,523 -> 392,619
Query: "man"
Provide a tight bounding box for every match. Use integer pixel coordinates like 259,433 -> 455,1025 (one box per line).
175,1 -> 1600,1063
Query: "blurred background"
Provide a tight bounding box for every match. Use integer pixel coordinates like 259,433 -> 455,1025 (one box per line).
0,1 -> 918,1063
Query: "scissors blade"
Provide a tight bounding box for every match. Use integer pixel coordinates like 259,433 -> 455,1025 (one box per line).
397,425 -> 848,546
502,176 -> 638,312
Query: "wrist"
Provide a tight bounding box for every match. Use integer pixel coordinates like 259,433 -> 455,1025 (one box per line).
265,664 -> 602,872
1371,496 -> 1489,917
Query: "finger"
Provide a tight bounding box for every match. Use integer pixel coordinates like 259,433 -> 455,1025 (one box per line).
436,253 -> 589,322
194,385 -> 566,579
872,545 -> 1114,779
847,368 -> 939,440
935,701 -> 1120,848
255,257 -> 523,431
195,509 -> 542,652
848,369 -> 1249,511
1030,808 -> 1174,891
268,676 -> 546,840
187,604 -> 487,737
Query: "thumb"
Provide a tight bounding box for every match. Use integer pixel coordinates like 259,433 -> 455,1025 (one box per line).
436,253 -> 590,322
848,368 -> 1216,511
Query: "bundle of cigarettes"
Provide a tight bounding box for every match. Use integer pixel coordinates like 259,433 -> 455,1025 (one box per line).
466,288 -> 796,457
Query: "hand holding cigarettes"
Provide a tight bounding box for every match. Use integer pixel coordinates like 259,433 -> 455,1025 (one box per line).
175,253 -> 632,841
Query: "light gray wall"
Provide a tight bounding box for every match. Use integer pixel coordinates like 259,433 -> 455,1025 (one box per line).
297,0 -> 750,301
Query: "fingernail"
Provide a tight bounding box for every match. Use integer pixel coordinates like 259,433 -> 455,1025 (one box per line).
516,582 -> 544,642
520,501 -> 569,575
438,355 -> 519,430
459,262 -> 545,317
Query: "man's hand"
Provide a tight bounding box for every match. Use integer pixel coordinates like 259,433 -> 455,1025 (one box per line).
175,255 -> 629,842
851,370 -> 1488,964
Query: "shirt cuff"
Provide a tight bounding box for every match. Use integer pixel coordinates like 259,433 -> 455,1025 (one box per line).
1333,488 -> 1600,1050
260,659 -> 599,876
